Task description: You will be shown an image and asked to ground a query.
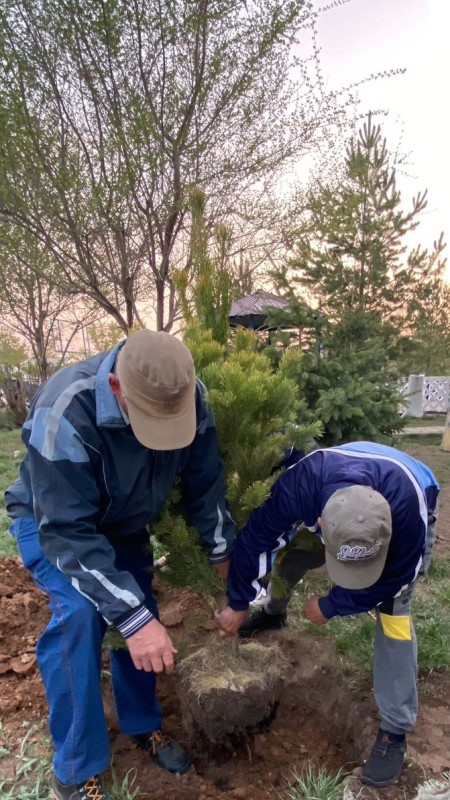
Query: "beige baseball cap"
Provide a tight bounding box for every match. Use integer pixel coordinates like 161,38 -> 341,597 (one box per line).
116,330 -> 196,451
321,486 -> 392,590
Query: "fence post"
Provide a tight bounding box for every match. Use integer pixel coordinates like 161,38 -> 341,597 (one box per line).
442,401 -> 450,452
405,374 -> 425,418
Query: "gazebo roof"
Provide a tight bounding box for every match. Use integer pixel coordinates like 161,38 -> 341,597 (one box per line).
229,290 -> 289,318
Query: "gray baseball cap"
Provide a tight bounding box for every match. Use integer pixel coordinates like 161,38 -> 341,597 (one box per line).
321,486 -> 392,590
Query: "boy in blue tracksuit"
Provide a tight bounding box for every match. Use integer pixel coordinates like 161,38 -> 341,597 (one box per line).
6,330 -> 235,800
215,442 -> 439,788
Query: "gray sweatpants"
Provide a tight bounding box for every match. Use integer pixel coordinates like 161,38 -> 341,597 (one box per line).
264,512 -> 437,734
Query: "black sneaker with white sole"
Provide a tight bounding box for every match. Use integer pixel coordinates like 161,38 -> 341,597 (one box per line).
238,608 -> 287,638
361,730 -> 406,787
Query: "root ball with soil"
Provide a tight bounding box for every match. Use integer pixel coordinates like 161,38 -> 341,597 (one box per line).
177,638 -> 288,746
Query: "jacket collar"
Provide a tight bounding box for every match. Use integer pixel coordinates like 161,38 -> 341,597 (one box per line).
95,342 -> 128,428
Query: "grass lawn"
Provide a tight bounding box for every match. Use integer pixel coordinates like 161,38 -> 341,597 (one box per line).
0,429 -> 23,556
400,437 -> 450,484
404,415 -> 446,428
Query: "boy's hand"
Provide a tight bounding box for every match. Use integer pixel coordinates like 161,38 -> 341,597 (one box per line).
214,605 -> 248,636
213,558 -> 231,581
303,595 -> 329,625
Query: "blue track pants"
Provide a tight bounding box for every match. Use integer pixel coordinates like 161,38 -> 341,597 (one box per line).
10,518 -> 162,785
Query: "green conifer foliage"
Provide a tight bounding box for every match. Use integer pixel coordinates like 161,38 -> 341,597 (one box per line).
299,311 -> 404,445
173,187 -> 233,346
264,115 -> 435,443
152,325 -> 321,592
193,326 -> 321,527
152,199 -> 321,593
289,115 -> 430,321
265,306 -> 404,445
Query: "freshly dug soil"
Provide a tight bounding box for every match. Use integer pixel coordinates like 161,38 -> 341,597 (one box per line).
177,639 -> 287,744
2,479 -> 450,800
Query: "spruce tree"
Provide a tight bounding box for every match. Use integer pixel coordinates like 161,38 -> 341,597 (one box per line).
264,115 -> 441,443
288,114 -> 431,322
264,304 -> 403,445
297,311 -> 403,445
394,262 -> 450,378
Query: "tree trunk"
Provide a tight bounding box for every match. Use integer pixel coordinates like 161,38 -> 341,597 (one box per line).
441,405 -> 450,452
156,279 -> 165,331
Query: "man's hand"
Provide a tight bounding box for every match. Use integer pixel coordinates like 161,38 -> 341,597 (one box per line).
213,558 -> 231,581
127,618 -> 177,673
215,605 -> 248,636
303,595 -> 329,626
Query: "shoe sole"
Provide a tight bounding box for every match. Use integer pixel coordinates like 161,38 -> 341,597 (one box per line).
361,768 -> 402,788
175,761 -> 191,775
154,756 -> 191,775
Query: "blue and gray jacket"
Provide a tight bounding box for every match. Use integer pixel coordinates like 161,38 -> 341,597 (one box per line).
227,442 -> 439,618
6,343 -> 235,637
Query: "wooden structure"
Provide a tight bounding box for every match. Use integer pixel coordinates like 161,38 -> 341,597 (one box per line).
228,290 -> 290,331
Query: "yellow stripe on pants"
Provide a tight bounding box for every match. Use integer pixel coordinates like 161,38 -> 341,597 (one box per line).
379,613 -> 412,641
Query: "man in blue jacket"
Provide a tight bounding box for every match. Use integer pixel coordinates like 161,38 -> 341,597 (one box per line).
6,330 -> 235,800
215,442 -> 439,788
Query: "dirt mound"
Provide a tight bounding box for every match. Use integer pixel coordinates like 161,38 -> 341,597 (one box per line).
0,558 -> 48,721
2,555 -> 450,799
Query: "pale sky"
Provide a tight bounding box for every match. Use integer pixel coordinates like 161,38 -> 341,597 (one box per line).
313,0 -> 449,278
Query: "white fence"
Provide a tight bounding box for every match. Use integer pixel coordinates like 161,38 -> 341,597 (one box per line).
404,374 -> 450,417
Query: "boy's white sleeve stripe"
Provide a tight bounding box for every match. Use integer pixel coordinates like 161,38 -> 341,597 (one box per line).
331,448 -> 428,529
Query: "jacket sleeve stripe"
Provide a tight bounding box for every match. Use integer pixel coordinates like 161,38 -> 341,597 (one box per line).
69,574 -> 101,612
331,447 -> 429,529
211,503 -> 226,556
78,560 -> 142,608
250,531 -> 294,598
39,377 -> 96,460
117,606 -> 154,638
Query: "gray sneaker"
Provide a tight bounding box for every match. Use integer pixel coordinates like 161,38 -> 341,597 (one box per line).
361,730 -> 406,787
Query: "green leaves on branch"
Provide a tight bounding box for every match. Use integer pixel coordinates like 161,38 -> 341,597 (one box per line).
1,0 -> 348,332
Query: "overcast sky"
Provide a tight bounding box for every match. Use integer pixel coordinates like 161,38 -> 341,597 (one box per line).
312,0 -> 449,277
